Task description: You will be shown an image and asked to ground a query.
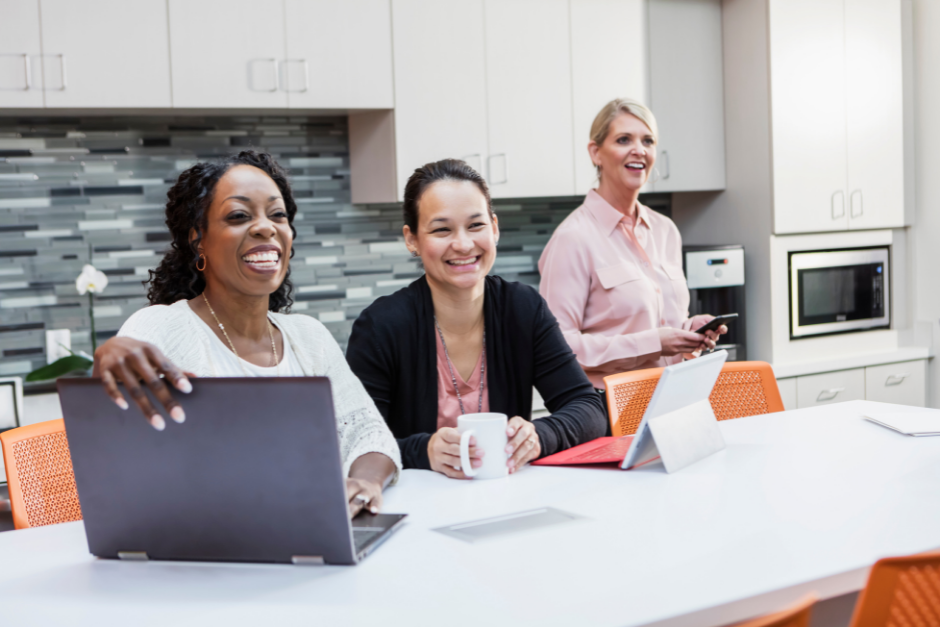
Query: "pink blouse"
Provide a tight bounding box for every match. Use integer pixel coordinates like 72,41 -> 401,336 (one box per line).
435,329 -> 490,429
538,190 -> 693,389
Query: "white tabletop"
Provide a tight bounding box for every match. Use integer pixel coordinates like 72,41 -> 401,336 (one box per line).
1,400 -> 938,627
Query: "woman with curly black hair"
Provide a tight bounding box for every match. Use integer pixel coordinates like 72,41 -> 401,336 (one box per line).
92,150 -> 400,516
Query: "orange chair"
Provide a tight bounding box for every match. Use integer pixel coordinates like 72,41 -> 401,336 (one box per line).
603,361 -> 786,437
0,419 -> 82,529
731,594 -> 816,627
848,552 -> 940,626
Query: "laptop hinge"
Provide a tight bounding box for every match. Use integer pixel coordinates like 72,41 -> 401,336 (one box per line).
291,555 -> 325,566
117,551 -> 149,561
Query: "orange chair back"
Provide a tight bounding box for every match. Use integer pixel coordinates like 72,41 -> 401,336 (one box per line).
0,419 -> 82,529
848,552 -> 940,627
603,361 -> 785,437
732,594 -> 816,627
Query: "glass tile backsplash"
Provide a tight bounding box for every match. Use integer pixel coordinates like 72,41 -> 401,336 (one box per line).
2,115 -> 654,384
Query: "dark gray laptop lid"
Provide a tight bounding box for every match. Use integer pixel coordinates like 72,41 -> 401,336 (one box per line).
59,377 -> 357,565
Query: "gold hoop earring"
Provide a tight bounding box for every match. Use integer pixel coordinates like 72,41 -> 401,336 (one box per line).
196,254 -> 207,271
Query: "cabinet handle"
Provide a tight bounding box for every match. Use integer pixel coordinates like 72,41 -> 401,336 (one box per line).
816,387 -> 844,402
885,373 -> 909,387
831,191 -> 845,219
282,59 -> 309,93
661,150 -> 670,180
248,58 -> 279,92
488,153 -> 508,185
850,189 -> 863,218
0,54 -> 31,91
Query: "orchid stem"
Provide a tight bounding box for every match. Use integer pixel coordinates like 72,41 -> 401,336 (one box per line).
88,291 -> 96,355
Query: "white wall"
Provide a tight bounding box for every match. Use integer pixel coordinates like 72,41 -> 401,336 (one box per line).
672,0 -> 775,363
911,0 -> 940,407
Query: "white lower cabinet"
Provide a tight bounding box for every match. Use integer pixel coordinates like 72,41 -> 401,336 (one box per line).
777,376 -> 797,411
782,358 -> 928,409
864,360 -> 926,407
795,368 -> 866,409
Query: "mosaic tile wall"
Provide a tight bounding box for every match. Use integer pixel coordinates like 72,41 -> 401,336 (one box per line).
0,116 -> 669,388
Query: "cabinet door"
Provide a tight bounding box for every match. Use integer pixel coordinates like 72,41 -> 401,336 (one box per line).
391,0 -> 488,198
39,0 -> 171,108
483,0 -> 575,198
169,0 -> 287,108
845,0 -> 905,230
865,360 -> 925,407
648,0 -> 725,193
777,377 -> 797,411
769,0 -> 848,234
284,0 -> 393,109
0,0 -> 43,108
796,368 -> 865,409
570,0 -> 647,196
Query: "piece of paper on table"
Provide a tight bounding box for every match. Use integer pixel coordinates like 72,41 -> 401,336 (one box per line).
864,408 -> 940,436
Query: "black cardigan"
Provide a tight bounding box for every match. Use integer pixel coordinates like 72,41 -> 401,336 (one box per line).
346,275 -> 607,469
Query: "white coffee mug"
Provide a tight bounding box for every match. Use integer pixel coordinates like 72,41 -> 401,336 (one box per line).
458,412 -> 509,480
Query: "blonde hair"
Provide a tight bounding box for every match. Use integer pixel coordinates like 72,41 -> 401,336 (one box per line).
589,98 -> 659,146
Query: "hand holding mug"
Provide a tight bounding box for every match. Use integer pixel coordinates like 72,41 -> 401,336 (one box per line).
428,427 -> 483,479
505,416 -> 540,473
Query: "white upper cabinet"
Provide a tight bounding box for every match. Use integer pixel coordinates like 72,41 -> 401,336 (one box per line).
770,0 -> 849,234
390,0 -> 489,198
844,0 -> 904,230
483,0 -> 575,198
570,0 -> 648,197
39,0 -> 172,108
770,0 -> 905,234
0,0 -> 44,108
648,0 -> 725,193
169,0 -> 287,108
284,0 -> 393,109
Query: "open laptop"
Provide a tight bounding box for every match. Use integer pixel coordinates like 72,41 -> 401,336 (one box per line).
533,350 -> 728,468
58,377 -> 405,565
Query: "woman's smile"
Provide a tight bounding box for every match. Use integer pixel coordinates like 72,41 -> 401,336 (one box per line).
445,255 -> 482,272
240,244 -> 282,275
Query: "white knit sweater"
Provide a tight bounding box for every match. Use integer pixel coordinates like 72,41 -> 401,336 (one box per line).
118,300 -> 402,481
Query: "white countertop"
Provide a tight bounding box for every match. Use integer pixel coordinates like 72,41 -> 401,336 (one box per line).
1,400 -> 939,626
772,345 -> 932,378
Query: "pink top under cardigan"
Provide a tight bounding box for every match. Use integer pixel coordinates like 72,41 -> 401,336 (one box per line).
435,328 -> 490,429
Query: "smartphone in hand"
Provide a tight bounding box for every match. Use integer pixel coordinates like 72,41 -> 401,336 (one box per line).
694,313 -> 738,334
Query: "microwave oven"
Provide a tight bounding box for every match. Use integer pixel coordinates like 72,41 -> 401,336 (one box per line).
789,246 -> 889,339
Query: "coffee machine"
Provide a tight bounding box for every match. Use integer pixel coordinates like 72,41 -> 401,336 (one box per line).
683,245 -> 746,361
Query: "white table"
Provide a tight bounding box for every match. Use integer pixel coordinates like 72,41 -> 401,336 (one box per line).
1,400 -> 938,627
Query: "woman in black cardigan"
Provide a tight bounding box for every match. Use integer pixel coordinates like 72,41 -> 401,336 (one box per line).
346,159 -> 607,477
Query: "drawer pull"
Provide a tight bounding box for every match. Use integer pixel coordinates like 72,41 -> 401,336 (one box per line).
885,373 -> 910,387
817,388 -> 844,402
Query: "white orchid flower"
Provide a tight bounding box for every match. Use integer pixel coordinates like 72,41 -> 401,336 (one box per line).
75,264 -> 109,295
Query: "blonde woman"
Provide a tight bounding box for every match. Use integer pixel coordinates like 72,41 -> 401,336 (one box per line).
538,99 -> 726,405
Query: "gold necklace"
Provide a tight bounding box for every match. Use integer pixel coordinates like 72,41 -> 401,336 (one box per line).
202,294 -> 279,376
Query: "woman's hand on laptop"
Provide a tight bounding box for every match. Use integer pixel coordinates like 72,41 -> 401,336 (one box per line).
93,337 -> 193,431
346,452 -> 397,517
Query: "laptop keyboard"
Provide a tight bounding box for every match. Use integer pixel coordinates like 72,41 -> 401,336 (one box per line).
353,527 -> 385,552
564,436 -> 633,463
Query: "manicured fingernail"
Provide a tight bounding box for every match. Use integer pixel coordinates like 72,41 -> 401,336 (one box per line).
370,507 -> 378,514
506,445 -> 513,454
508,460 -> 515,469
151,415 -> 166,431
170,406 -> 185,423
472,460 -> 482,468
178,378 -> 192,394
116,398 -> 129,410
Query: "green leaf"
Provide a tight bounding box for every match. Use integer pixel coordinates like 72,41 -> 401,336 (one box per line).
25,355 -> 94,382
